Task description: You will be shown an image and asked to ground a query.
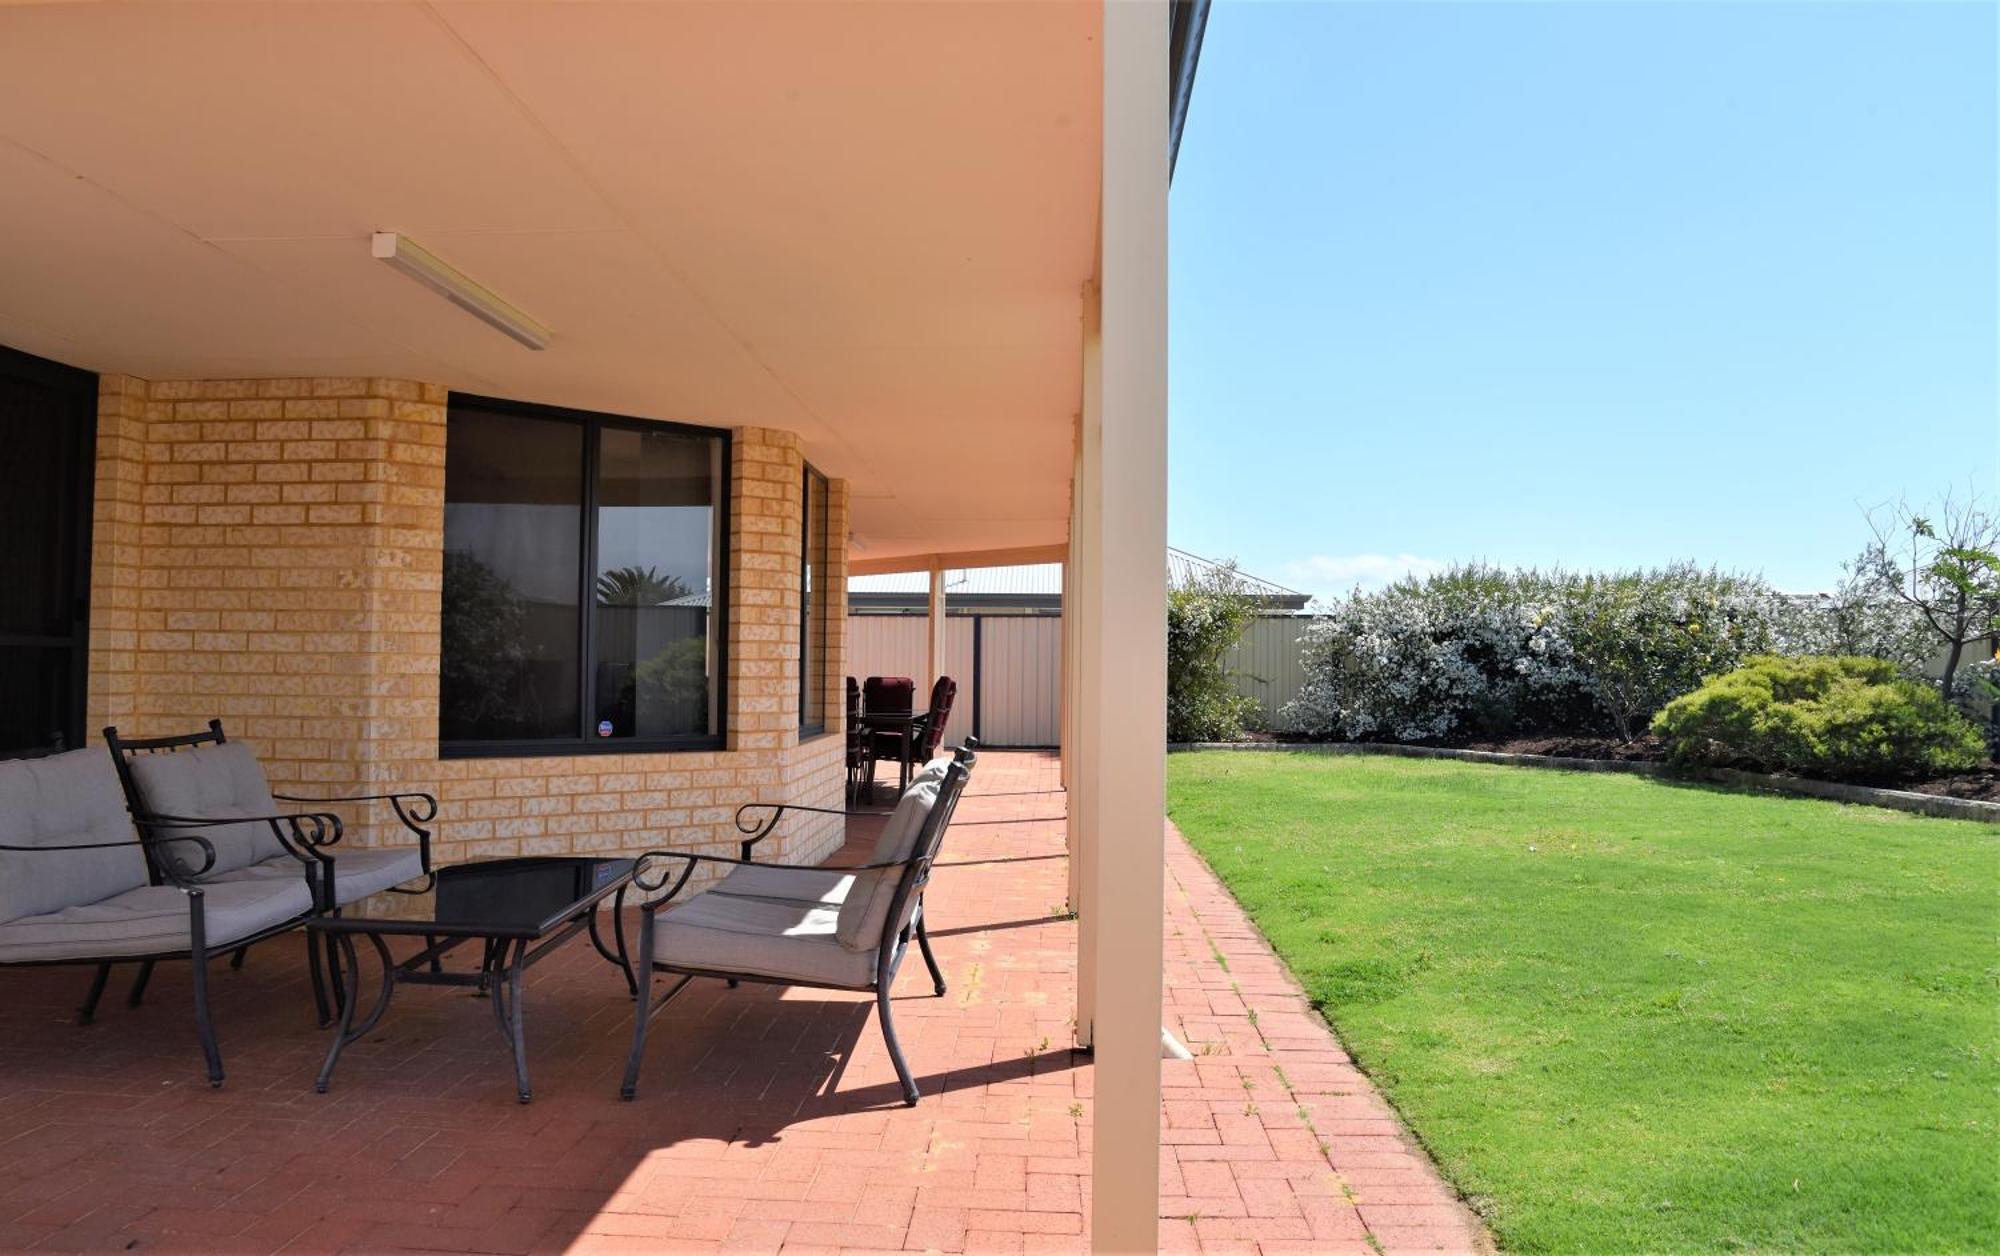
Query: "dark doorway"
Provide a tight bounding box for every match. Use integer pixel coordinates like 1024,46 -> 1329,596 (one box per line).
0,344 -> 98,755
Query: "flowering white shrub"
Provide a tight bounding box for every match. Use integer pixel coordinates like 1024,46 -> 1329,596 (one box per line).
1284,563 -> 1954,744
1550,566 -> 1777,738
1285,566 -> 1592,742
1765,564 -> 1935,677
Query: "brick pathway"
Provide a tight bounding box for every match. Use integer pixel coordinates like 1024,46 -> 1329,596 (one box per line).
0,751 -> 1484,1254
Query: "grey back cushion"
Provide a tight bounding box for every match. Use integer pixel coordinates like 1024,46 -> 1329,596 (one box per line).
0,748 -> 150,925
865,755 -> 953,865
837,773 -> 942,950
125,741 -> 285,876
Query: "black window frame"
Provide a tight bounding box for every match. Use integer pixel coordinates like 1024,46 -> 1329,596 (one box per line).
0,342 -> 97,757
439,392 -> 731,760
799,463 -> 830,738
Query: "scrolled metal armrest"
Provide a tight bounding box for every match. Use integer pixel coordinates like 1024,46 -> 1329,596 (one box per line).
632,848 -> 915,901
631,850 -> 700,902
148,808 -> 344,856
732,800 -> 854,860
270,789 -> 436,873
273,789 -> 437,826
732,800 -> 850,836
0,832 -> 219,880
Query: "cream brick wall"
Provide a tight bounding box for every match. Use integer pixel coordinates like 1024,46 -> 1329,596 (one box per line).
86,376 -> 852,900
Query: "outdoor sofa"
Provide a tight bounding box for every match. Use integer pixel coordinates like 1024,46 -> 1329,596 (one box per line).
0,722 -> 437,1086
0,745 -> 325,1086
622,741 -> 977,1106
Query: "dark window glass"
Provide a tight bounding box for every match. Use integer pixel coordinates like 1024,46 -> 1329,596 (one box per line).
440,407 -> 584,742
0,343 -> 96,755
0,646 -> 79,755
593,426 -> 720,741
440,395 -> 728,754
800,467 -> 830,733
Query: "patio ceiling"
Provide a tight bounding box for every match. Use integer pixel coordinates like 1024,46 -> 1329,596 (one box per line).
0,1 -> 1102,565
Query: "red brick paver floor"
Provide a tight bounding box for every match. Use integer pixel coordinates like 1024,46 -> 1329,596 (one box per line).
0,751 -> 1484,1254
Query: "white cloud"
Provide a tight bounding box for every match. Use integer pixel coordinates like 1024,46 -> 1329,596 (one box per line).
1281,553 -> 1448,602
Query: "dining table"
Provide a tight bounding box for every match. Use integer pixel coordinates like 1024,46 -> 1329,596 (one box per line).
855,708 -> 925,795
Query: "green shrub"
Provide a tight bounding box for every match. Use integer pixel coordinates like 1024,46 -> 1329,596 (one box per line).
1651,655 -> 1986,782
1168,563 -> 1261,743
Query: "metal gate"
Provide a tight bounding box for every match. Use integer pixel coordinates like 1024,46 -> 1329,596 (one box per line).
845,614 -> 1061,748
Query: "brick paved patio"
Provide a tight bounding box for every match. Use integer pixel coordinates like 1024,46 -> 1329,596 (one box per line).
0,751 -> 1484,1254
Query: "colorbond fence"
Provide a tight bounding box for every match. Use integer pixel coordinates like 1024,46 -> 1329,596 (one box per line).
847,611 -> 1314,747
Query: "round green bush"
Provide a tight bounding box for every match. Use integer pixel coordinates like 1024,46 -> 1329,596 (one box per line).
1651,655 -> 1987,782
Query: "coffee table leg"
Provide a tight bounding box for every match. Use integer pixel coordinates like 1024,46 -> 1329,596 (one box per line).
315,932 -> 396,1094
486,937 -> 533,1103
621,905 -> 658,1101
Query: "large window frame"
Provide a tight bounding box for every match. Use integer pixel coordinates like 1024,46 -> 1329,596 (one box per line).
799,464 -> 831,737
440,393 -> 731,759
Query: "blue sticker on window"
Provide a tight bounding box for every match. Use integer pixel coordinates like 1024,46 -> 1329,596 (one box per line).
597,720 -> 614,738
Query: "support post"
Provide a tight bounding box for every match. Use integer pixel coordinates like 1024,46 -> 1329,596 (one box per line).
926,560 -> 947,694
1085,0 -> 1170,1248
1072,310 -> 1101,1035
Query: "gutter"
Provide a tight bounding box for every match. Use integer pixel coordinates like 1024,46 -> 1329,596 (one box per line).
1168,0 -> 1212,180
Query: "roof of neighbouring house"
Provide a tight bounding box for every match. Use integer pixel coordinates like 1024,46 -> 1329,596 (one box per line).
848,548 -> 1310,614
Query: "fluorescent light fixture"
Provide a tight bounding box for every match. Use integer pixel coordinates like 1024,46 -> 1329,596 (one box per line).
371,231 -> 550,350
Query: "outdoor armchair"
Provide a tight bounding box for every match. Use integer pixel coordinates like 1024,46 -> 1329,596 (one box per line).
106,720 -> 436,914
912,675 -> 957,760
106,720 -> 440,1028
0,746 -> 327,1085
620,745 -> 977,1106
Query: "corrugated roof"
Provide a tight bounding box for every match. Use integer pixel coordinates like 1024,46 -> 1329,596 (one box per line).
1166,548 -> 1305,600
850,564 -> 1062,596
849,549 -> 1304,601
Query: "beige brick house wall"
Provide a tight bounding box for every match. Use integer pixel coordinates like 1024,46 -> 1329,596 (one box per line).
85,376 -> 852,896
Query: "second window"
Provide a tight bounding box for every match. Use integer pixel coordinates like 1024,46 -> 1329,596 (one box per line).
440,395 -> 728,754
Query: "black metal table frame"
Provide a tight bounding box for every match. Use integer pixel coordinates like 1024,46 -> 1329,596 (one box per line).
310,878 -> 635,1104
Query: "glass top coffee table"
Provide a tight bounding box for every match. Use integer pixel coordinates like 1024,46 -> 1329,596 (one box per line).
310,855 -> 637,1103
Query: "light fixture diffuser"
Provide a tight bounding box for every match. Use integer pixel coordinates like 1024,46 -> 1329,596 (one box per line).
371,231 -> 550,350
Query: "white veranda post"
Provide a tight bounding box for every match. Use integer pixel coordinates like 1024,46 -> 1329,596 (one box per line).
1082,0 -> 1170,1250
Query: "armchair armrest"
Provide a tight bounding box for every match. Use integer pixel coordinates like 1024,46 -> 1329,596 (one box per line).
633,848 -> 912,904
270,789 -> 436,874
145,808 -> 342,884
732,801 -> 855,860
0,832 -> 219,880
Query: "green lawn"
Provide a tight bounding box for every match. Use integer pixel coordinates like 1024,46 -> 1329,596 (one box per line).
1167,751 -> 2000,1254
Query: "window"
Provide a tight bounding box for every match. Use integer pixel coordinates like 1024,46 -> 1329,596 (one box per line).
799,465 -> 831,735
0,343 -> 97,755
440,394 -> 728,754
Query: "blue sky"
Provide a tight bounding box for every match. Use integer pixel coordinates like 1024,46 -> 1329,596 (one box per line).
1169,0 -> 1998,601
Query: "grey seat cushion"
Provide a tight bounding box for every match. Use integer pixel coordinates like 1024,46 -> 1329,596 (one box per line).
0,748 -> 150,926
653,891 -> 876,987
207,846 -> 422,907
324,846 -> 425,904
710,864 -> 856,907
125,741 -> 285,875
0,877 -> 313,963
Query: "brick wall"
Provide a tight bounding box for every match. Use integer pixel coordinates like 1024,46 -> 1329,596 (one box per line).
85,376 -> 852,898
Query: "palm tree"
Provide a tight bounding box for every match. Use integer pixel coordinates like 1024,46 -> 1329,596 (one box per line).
596,565 -> 692,607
